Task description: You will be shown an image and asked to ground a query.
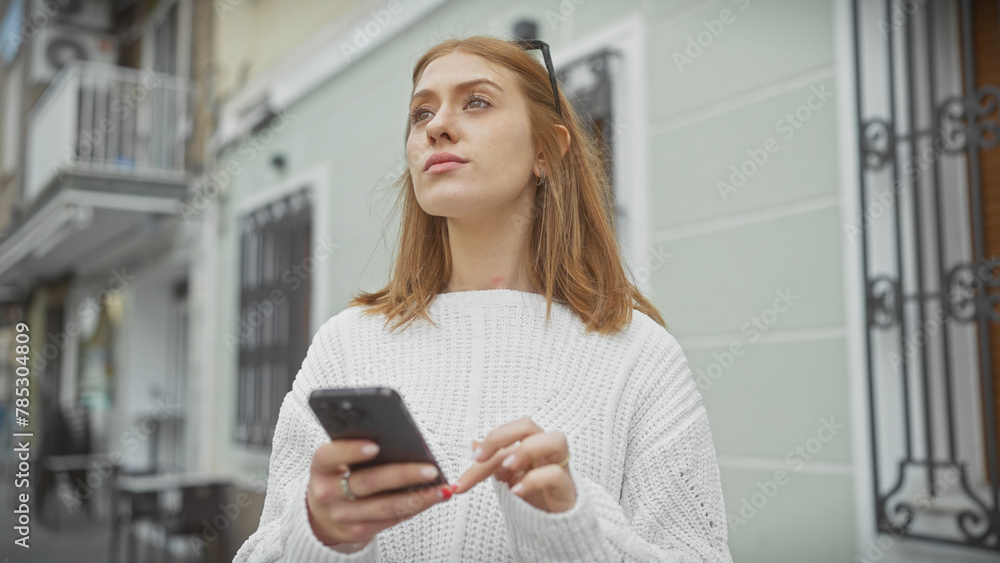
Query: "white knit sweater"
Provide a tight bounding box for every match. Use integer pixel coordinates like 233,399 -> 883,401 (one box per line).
235,289 -> 733,562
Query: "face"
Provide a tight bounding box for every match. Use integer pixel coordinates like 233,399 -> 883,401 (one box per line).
406,52 -> 538,221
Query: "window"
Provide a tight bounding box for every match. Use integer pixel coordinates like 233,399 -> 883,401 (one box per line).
557,48 -> 622,231
852,0 -> 999,552
235,187 -> 312,447
141,0 -> 185,170
553,39 -> 650,293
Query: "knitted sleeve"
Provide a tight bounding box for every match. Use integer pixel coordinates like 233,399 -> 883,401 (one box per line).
490,329 -> 733,562
234,316 -> 384,562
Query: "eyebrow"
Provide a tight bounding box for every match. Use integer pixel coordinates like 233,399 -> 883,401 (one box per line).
410,78 -> 505,106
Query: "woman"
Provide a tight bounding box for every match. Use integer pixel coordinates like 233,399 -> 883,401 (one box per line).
236,35 -> 733,562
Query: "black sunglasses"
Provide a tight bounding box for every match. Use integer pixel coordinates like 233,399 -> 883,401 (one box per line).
511,39 -> 563,119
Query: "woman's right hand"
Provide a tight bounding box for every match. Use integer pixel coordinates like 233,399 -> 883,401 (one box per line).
306,439 -> 453,551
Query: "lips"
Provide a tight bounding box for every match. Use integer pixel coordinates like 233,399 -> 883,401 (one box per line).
424,152 -> 468,172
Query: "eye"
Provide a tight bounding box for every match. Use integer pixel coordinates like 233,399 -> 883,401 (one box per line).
409,92 -> 492,124
463,92 -> 489,109
409,107 -> 431,123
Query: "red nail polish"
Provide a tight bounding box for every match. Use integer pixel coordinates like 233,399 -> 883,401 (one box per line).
439,486 -> 453,500
450,484 -> 459,492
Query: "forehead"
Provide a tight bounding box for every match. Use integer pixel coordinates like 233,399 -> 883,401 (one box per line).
412,51 -> 512,95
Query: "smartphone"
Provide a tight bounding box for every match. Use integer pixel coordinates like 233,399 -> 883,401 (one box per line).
308,387 -> 448,494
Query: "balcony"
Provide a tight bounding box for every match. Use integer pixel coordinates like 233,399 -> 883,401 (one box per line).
0,61 -> 191,288
25,59 -> 190,203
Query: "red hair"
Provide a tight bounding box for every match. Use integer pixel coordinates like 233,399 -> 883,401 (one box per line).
349,35 -> 666,335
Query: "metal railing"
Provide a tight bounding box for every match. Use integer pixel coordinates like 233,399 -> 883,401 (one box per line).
25,59 -> 190,203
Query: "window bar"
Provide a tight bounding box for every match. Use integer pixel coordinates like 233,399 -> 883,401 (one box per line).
176,82 -> 186,170
253,211 -> 264,445
851,0 -> 883,541
109,77 -> 121,169
885,0 -> 915,470
924,0 -> 959,467
151,83 -> 161,170
903,0 -> 936,495
80,71 -> 94,163
238,219 -> 248,440
95,75 -> 107,167
123,76 -> 135,166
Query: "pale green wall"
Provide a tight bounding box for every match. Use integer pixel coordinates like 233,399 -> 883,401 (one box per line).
646,1 -> 853,561
212,1 -> 854,561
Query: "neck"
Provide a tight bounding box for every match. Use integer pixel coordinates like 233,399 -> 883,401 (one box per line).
442,198 -> 538,294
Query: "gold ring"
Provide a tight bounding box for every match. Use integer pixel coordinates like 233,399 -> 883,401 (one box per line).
558,452 -> 570,467
340,469 -> 357,500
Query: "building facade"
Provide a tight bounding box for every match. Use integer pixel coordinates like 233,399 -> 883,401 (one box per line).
1,0 -> 998,561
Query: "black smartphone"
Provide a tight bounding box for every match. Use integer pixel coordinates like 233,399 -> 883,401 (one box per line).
308,387 -> 448,494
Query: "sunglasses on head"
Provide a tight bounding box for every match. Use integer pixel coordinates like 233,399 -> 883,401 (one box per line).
510,39 -> 563,119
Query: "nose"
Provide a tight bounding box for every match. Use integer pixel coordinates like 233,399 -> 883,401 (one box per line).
425,106 -> 456,144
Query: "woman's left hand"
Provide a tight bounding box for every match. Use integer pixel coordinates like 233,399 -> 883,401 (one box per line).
452,417 -> 576,513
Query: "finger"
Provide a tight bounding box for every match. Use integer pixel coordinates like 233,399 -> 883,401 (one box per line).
508,464 -> 574,501
312,440 -> 380,475
453,443 -> 519,495
333,479 -> 450,524
489,463 -> 519,487
473,417 -> 542,462
493,466 -> 525,488
346,462 -> 442,498
486,438 -> 522,482
497,431 -> 568,474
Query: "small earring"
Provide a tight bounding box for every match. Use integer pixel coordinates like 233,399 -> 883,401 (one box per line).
536,168 -> 546,186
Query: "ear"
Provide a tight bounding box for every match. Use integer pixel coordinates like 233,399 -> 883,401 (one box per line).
535,125 -> 572,175
554,124 -> 570,158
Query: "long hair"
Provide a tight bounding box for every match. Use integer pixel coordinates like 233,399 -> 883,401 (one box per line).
348,35 -> 667,335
